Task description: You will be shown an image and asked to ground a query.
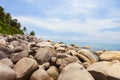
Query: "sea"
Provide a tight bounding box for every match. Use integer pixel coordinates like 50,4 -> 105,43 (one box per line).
55,40 -> 120,51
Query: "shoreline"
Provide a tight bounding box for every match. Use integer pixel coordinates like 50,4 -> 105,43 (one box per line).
0,34 -> 120,80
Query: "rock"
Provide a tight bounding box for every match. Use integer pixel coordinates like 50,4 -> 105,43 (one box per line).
35,47 -> 56,64
0,63 -> 16,80
27,36 -> 37,42
10,40 -> 20,47
56,56 -> 79,66
58,62 -> 95,80
0,38 -> 7,46
47,66 -> 59,80
0,46 -> 14,57
14,57 -> 39,80
77,49 -> 97,63
42,62 -> 50,69
56,47 -> 66,52
0,58 -> 14,68
100,51 -> 120,61
83,62 -> 90,68
106,62 -> 120,80
51,57 -> 57,65
88,61 -> 120,80
14,46 -> 24,53
87,61 -> 111,80
82,46 -> 91,49
95,50 -> 104,56
0,51 -> 7,59
57,53 -> 70,58
11,50 -> 29,63
66,50 -> 78,56
30,68 -> 51,80
8,44 -> 14,49
36,41 -> 53,48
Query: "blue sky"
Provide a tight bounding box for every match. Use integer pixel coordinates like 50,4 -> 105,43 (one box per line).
0,0 -> 120,44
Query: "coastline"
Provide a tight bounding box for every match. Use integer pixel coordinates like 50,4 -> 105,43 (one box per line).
0,34 -> 120,80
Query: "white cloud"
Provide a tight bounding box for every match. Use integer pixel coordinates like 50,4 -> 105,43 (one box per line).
14,16 -> 120,43
24,0 -> 33,3
12,0 -> 120,44
15,16 -> 120,32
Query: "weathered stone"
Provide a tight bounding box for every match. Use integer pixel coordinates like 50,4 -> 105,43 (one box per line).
47,66 -> 59,80
10,40 -> 20,47
58,62 -> 95,80
36,41 -> 53,48
56,56 -> 79,66
0,58 -> 14,68
87,61 -> 111,80
0,38 -> 7,46
0,51 -> 7,59
42,62 -> 50,69
77,49 -> 97,63
0,63 -> 16,80
57,53 -> 70,58
106,62 -> 120,80
30,68 -> 51,80
11,50 -> 29,63
66,50 -> 78,56
14,46 -> 24,53
83,62 -> 90,68
0,46 -> 14,57
35,47 -> 56,64
100,51 -> 120,61
14,57 -> 39,80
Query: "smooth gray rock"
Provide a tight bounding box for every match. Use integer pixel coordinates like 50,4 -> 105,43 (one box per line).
0,51 -> 7,59
0,58 -> 14,68
58,63 -> 95,80
0,63 -> 16,80
14,57 -> 39,80
35,47 -> 56,64
30,68 -> 51,80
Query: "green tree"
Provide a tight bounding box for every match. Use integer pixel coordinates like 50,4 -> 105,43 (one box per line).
30,31 -> 35,36
23,27 -> 27,35
0,6 -> 24,35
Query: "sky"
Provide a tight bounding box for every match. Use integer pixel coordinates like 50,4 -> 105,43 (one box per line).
0,0 -> 120,44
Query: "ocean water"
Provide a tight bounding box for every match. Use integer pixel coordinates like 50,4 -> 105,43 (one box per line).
61,41 -> 120,51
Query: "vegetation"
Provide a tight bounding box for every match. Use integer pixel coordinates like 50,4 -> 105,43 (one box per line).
30,31 -> 35,36
0,6 -> 35,35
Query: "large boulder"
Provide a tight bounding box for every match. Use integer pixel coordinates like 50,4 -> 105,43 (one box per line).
14,46 -> 24,53
47,66 -> 59,80
30,68 -> 51,80
58,62 -> 95,80
10,40 -> 20,47
77,49 -> 97,63
35,47 -> 56,64
11,50 -> 29,63
14,57 -> 39,80
56,56 -> 80,66
100,51 -> 120,61
0,58 -> 14,68
87,61 -> 120,80
106,62 -> 120,80
0,63 -> 16,80
0,51 -> 7,59
87,61 -> 111,80
0,46 -> 14,57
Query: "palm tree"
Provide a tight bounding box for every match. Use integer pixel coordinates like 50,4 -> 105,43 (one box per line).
23,27 -> 27,35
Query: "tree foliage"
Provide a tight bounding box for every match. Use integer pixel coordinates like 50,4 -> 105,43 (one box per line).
30,31 -> 35,36
0,6 -> 24,35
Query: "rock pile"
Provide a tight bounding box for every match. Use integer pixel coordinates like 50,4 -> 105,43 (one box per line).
0,34 -> 120,80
